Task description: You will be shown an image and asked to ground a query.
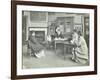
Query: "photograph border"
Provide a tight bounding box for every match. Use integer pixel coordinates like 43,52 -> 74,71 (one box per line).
11,1 -> 97,79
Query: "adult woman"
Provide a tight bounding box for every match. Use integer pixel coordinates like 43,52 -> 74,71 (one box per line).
55,24 -> 64,39
28,31 -> 45,58
71,31 -> 88,64
70,30 -> 78,60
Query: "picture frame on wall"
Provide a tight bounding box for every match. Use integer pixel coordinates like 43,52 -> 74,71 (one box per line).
11,1 -> 97,80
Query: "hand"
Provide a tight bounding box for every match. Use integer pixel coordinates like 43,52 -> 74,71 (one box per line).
70,40 -> 74,44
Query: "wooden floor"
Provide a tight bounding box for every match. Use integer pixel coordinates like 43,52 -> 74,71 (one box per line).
22,47 -> 89,69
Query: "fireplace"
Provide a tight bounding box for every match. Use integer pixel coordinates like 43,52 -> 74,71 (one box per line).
28,27 -> 47,42
35,31 -> 45,42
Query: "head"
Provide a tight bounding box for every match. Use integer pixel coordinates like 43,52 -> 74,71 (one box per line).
60,22 -> 63,25
56,27 -> 61,35
78,31 -> 82,36
73,29 -> 77,33
71,29 -> 77,37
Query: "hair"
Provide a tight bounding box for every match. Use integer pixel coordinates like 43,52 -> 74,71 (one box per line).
73,29 -> 77,32
71,29 -> 77,35
78,31 -> 82,36
60,22 -> 63,25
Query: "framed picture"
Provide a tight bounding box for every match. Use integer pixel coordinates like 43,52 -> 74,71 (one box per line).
11,1 -> 97,80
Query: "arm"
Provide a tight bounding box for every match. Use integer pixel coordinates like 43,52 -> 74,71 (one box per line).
74,38 -> 81,47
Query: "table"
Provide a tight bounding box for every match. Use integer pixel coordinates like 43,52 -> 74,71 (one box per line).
55,40 -> 73,59
63,42 -> 73,59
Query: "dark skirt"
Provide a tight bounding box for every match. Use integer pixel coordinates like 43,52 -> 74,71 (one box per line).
28,40 -> 44,53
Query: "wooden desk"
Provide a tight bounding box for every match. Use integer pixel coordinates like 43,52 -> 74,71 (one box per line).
55,40 -> 73,59
55,40 -> 64,50
63,42 -> 73,59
